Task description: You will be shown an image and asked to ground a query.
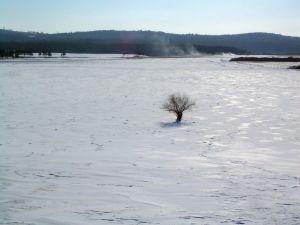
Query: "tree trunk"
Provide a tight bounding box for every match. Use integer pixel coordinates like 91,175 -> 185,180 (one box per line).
176,112 -> 183,122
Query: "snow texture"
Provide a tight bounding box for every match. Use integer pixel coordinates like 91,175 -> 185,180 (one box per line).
1,54 -> 300,224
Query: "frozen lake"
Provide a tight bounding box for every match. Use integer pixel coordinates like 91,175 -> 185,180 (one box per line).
1,54 -> 300,224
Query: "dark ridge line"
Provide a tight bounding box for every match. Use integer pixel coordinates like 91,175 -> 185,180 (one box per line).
230,57 -> 300,62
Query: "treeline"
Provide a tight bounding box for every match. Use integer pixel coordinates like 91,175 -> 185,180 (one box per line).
0,49 -> 67,58
230,57 -> 300,62
0,41 -> 246,57
0,29 -> 251,56
289,65 -> 300,70
2,29 -> 300,55
0,49 -> 33,58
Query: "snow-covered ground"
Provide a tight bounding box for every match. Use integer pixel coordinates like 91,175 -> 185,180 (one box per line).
1,54 -> 300,225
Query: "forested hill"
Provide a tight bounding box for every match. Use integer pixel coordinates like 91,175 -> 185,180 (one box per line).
1,29 -> 300,56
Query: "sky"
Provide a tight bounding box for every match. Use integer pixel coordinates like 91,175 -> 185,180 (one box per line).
1,0 -> 300,36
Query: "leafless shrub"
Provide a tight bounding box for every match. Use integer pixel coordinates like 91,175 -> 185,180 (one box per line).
162,93 -> 195,122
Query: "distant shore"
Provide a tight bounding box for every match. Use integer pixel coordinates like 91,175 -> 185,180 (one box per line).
230,57 -> 300,62
289,65 -> 300,70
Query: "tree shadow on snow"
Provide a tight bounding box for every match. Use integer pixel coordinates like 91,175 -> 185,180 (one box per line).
159,121 -> 194,128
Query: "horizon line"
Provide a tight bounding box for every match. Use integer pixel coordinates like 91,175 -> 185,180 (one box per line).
1,27 -> 299,38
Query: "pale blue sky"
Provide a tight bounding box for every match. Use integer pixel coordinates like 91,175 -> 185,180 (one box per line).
1,0 -> 300,36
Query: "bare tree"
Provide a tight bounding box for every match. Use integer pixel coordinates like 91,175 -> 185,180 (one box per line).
162,93 -> 195,122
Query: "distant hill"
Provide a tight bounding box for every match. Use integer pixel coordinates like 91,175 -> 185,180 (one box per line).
1,29 -> 300,56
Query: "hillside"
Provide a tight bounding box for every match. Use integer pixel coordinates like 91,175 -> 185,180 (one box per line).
1,29 -> 300,56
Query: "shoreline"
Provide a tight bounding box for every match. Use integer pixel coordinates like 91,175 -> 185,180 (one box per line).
230,56 -> 300,62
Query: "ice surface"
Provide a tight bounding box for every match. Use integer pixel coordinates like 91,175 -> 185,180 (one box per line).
1,54 -> 300,224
